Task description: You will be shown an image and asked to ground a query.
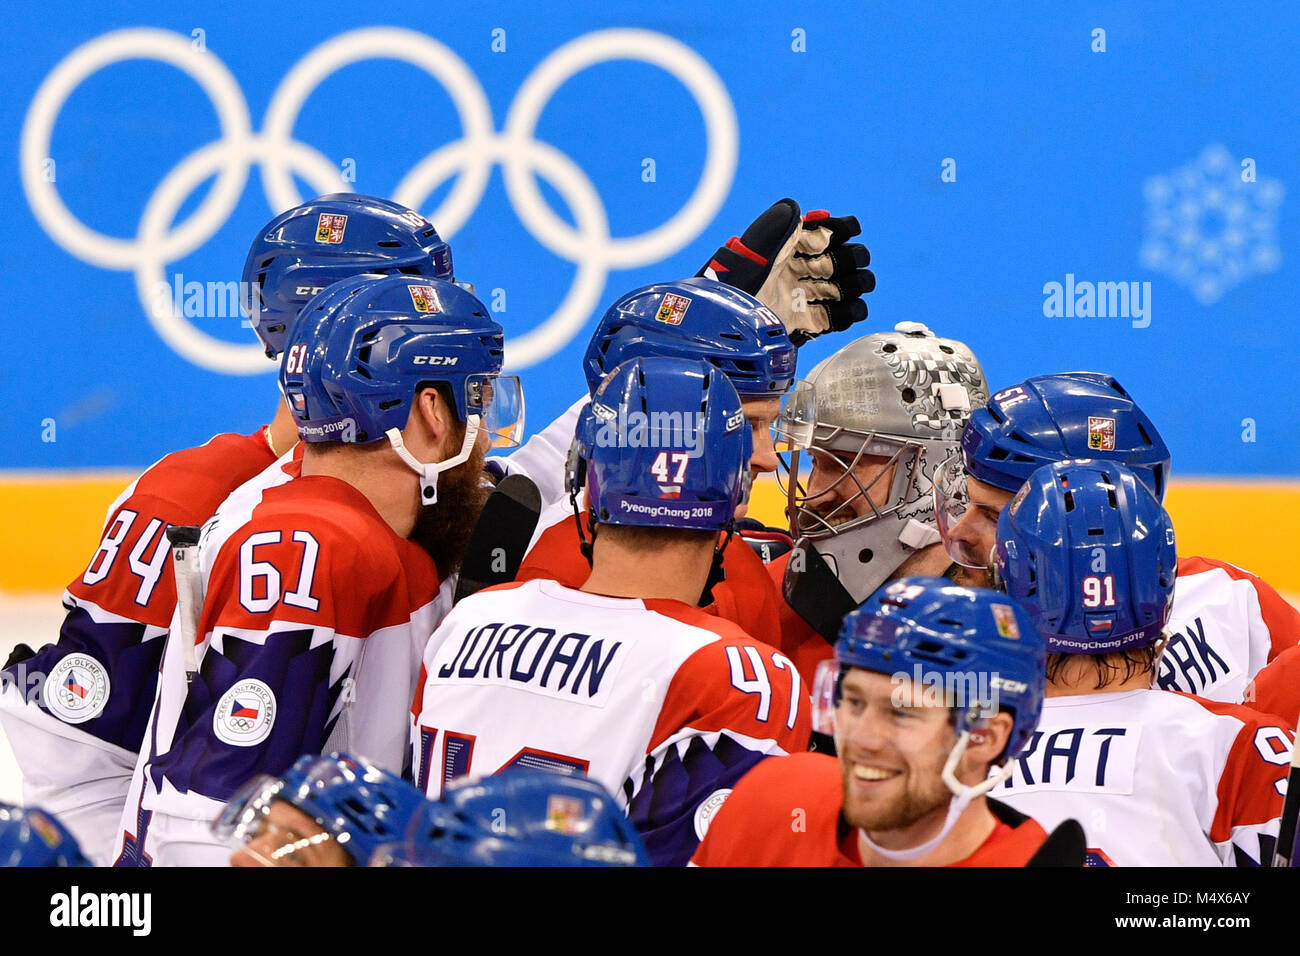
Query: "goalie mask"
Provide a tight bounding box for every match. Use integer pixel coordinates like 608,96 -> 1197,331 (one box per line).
780,322 -> 988,640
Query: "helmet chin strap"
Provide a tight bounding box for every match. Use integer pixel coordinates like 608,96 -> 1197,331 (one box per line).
857,730 -> 1015,862
386,416 -> 481,506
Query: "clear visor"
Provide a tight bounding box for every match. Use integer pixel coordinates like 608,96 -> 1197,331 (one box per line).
468,374 -> 525,449
212,759 -> 367,867
933,451 -> 993,569
772,380 -> 817,453
227,802 -> 357,867
811,659 -> 840,736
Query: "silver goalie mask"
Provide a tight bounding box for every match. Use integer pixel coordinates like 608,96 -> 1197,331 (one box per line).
779,322 -> 988,639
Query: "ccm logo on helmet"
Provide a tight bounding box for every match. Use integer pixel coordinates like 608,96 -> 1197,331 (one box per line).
413,356 -> 459,366
294,285 -> 327,296
989,676 -> 1029,694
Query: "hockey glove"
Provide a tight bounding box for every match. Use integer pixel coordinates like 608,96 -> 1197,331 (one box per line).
698,198 -> 876,346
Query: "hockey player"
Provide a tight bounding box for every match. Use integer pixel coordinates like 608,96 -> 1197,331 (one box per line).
935,372 -> 1300,703
0,193 -> 456,865
488,198 -> 875,516
115,274 -> 522,866
692,577 -> 1081,866
992,459 -> 1291,866
412,356 -> 809,866
218,752 -> 429,867
382,769 -> 650,867
772,323 -> 989,685
513,276 -> 810,647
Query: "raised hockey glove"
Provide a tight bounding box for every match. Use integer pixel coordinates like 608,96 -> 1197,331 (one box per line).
698,198 -> 875,346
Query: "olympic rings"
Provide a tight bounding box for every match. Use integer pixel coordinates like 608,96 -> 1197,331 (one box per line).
20,26 -> 738,374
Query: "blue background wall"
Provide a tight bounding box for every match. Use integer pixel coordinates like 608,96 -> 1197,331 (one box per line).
3,0 -> 1296,476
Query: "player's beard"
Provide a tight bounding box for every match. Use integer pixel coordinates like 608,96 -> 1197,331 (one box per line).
409,440 -> 490,581
949,564 -> 993,589
839,751 -> 952,835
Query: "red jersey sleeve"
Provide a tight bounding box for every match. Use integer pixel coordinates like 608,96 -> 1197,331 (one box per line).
710,537 -> 785,649
1196,698 -> 1292,865
623,607 -> 810,865
514,514 -> 591,588
1179,555 -> 1300,661
1243,644 -> 1300,726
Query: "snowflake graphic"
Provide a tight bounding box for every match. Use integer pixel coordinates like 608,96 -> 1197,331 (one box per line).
1140,144 -> 1284,305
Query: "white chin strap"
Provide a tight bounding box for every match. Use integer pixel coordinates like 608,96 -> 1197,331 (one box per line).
386,415 -> 481,506
858,730 -> 1016,863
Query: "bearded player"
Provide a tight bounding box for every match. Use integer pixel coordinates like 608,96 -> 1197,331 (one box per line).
692,576 -> 1082,866
0,194 -> 456,865
114,274 -> 522,865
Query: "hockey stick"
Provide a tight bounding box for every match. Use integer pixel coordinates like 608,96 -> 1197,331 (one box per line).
166,525 -> 203,685
1271,713 -> 1300,866
453,474 -> 542,605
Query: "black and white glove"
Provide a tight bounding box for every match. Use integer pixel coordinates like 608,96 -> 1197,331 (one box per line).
698,198 -> 875,346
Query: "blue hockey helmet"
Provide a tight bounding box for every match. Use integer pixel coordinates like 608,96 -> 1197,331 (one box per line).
814,576 -> 1046,862
0,803 -> 92,867
566,356 -> 752,532
243,193 -> 455,358
582,277 -> 797,398
216,752 -> 429,867
820,576 -> 1046,765
280,274 -> 523,502
993,460 -> 1177,655
380,770 -> 649,867
961,372 -> 1170,501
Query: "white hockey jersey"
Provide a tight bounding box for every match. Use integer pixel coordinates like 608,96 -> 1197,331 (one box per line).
412,578 -> 810,866
0,429 -> 277,865
994,689 -> 1291,866
1156,556 -> 1300,702
113,458 -> 444,866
